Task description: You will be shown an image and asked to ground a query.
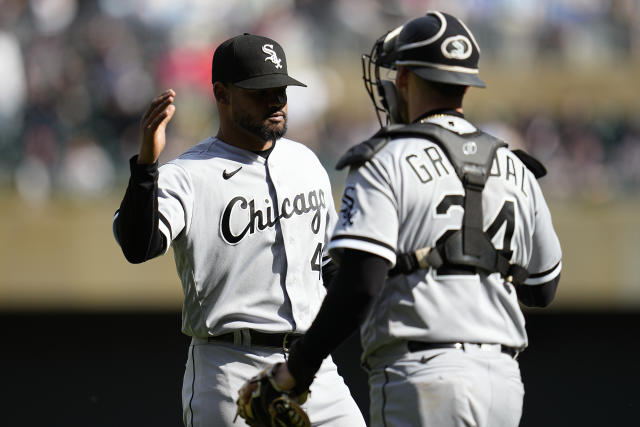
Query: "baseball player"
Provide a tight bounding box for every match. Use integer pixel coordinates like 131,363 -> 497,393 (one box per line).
112,34 -> 366,427
252,11 -> 563,427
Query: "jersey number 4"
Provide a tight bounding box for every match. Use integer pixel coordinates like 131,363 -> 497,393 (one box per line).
436,194 -> 515,260
310,242 -> 323,279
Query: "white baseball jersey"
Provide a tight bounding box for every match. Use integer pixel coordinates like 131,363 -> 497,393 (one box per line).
155,137 -> 337,337
328,115 -> 562,359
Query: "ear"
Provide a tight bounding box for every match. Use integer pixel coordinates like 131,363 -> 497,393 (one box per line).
213,82 -> 230,104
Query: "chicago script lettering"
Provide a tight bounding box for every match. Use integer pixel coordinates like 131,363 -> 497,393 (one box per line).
220,189 -> 326,244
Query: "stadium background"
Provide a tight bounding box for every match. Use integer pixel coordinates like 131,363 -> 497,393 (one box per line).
1,0 -> 638,425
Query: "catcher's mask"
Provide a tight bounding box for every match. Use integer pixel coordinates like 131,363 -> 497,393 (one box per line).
362,11 -> 485,126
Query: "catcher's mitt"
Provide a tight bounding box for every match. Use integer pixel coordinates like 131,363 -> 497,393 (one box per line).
235,363 -> 310,427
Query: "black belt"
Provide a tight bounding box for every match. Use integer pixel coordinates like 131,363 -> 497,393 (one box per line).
407,341 -> 520,359
208,330 -> 302,351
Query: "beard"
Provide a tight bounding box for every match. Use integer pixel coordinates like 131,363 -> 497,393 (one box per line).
236,111 -> 288,142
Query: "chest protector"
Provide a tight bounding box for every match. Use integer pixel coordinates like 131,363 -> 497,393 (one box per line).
336,122 -> 546,285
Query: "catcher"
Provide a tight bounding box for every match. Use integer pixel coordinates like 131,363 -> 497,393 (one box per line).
236,11 -> 562,427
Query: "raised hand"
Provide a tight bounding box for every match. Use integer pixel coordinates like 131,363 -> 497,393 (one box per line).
138,89 -> 176,164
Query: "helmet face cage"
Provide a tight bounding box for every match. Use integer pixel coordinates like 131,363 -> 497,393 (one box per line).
361,30 -> 400,127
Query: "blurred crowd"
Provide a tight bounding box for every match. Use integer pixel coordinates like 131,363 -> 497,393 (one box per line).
1,0 -> 639,204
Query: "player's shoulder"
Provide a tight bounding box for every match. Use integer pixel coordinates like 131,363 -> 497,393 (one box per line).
275,137 -> 318,157
174,137 -> 223,161
274,138 -> 328,170
396,116 -> 547,179
495,146 -> 547,179
157,138 -> 217,168
335,127 -> 403,171
336,116 -> 473,170
167,137 -> 263,168
157,138 -> 222,179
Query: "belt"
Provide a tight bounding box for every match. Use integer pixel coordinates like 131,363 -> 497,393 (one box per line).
407,341 -> 520,359
207,330 -> 302,351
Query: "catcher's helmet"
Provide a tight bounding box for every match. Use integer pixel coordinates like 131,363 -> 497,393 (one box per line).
362,11 -> 485,125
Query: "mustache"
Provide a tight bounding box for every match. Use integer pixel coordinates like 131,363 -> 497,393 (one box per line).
265,109 -> 286,119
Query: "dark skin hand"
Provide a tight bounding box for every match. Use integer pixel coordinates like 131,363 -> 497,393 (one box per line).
138,89 -> 176,165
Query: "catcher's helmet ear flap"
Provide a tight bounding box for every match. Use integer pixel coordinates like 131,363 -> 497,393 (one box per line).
379,80 -> 402,124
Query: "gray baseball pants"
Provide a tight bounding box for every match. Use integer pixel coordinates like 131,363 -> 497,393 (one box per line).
366,342 -> 524,427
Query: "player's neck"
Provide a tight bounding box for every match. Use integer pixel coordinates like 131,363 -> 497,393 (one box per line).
216,128 -> 274,152
410,104 -> 463,123
413,108 -> 465,123
406,86 -> 464,123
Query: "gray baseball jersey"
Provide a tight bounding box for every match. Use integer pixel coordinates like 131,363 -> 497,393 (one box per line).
328,114 -> 562,359
154,136 -> 337,337
112,135 -> 367,426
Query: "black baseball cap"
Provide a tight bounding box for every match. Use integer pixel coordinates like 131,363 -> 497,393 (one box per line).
211,33 -> 306,89
389,11 -> 485,88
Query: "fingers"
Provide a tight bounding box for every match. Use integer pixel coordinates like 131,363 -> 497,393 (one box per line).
148,103 -> 175,130
137,90 -> 176,164
142,89 -> 175,120
273,362 -> 296,391
238,380 -> 258,404
142,89 -> 176,129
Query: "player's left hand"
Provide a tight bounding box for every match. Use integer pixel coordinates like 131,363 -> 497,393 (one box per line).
235,363 -> 310,427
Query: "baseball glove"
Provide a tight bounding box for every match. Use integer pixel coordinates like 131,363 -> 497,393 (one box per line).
235,363 -> 310,427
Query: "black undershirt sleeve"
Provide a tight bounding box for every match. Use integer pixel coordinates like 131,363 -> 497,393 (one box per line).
114,155 -> 166,264
515,274 -> 560,308
321,258 -> 339,289
287,249 -> 389,392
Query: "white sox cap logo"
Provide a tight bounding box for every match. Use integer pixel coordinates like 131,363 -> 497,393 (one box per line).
262,44 -> 282,69
441,35 -> 472,60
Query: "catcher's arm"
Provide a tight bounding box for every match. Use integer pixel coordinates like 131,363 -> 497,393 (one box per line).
235,250 -> 388,425
286,249 -> 389,388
